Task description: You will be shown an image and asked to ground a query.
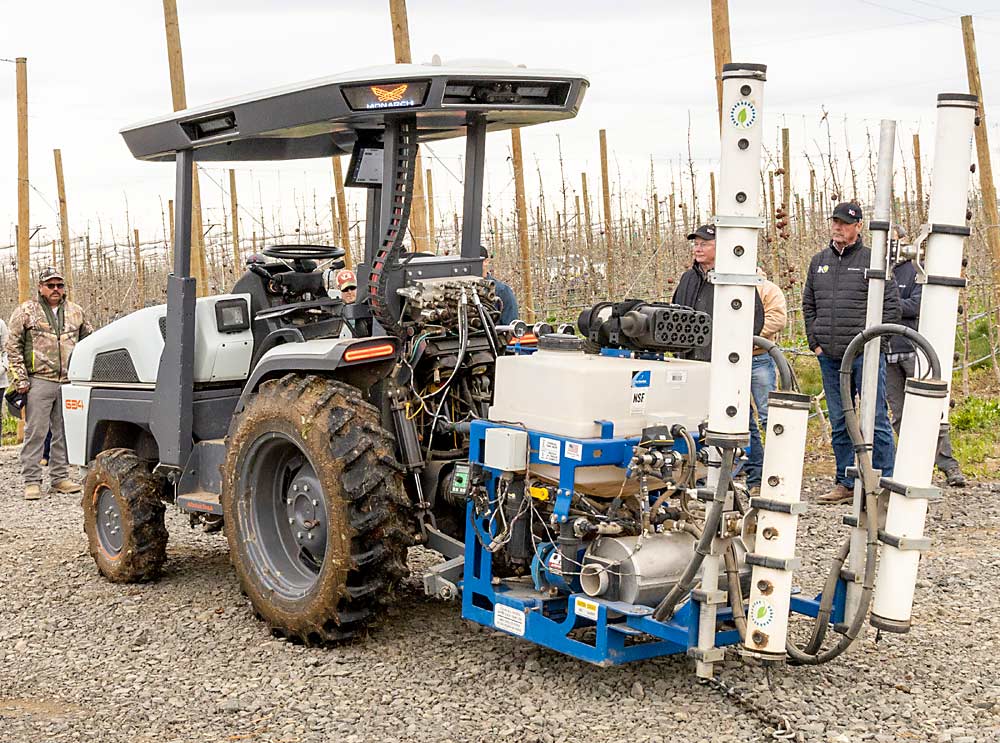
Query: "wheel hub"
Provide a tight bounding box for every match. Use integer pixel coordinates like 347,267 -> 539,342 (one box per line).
285,471 -> 328,569
241,433 -> 332,600
95,485 -> 124,556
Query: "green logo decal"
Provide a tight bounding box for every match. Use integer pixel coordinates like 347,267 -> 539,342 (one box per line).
730,100 -> 757,130
750,599 -> 775,627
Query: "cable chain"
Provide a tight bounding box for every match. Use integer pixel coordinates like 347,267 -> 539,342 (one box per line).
699,674 -> 799,741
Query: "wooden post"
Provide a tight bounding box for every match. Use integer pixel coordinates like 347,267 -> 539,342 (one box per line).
51,240 -> 57,266
16,58 -> 30,303
53,149 -> 74,298
581,173 -> 594,252
711,0 -> 733,130
599,129 -> 613,296
331,157 -> 353,267
426,167 -> 436,252
229,169 -> 241,272
709,172 -> 717,217
134,228 -> 144,309
511,128 -> 535,322
781,128 -> 791,224
912,133 -> 924,226
163,0 -> 208,295
962,15 -> 1000,315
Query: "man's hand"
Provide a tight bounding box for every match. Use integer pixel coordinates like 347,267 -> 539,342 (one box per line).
814,346 -> 823,356
17,381 -> 29,392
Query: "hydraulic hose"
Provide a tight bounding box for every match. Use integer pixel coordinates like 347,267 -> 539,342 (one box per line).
653,447 -> 736,622
752,336 -> 796,391
784,323 -> 941,665
724,543 -> 748,641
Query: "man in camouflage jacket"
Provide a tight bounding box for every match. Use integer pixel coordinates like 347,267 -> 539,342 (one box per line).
6,266 -> 93,500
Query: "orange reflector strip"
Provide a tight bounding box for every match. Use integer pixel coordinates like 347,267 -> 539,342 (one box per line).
344,342 -> 396,362
518,333 -> 538,344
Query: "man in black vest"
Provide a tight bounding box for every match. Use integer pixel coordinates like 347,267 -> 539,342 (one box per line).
672,224 -> 764,362
886,227 -> 965,487
803,203 -> 900,504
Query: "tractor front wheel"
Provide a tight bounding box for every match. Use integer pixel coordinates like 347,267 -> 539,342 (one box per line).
82,448 -> 168,582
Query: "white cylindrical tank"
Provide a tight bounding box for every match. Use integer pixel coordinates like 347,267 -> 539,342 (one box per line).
742,391 -> 811,659
872,92 -> 977,632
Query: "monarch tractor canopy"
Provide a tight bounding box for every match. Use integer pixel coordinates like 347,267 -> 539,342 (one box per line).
104,62 -> 589,474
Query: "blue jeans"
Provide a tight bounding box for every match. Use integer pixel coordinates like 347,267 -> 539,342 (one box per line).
817,353 -> 895,487
745,355 -> 776,488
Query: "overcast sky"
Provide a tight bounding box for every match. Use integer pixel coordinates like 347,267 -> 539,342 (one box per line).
3,0 -> 1000,259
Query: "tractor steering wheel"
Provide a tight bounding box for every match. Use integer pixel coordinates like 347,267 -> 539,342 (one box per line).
263,244 -> 346,267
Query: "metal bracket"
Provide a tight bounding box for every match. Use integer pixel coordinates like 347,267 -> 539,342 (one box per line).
839,567 -> 861,584
708,271 -> 763,287
745,553 -> 802,571
750,497 -> 808,515
687,646 -> 726,663
691,588 -> 728,606
877,529 -> 931,552
879,477 -> 943,502
713,214 -> 767,230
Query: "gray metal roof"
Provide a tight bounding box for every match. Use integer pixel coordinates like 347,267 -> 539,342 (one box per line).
121,61 -> 589,162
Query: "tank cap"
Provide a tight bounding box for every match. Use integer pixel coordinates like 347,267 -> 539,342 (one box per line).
538,333 -> 584,352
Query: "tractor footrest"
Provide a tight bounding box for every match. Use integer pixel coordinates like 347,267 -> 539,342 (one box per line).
177,492 -> 223,515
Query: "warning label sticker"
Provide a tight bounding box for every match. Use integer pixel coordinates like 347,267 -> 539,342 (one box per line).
565,441 -> 583,461
539,437 -> 560,464
494,603 -> 526,636
575,596 -> 599,620
631,370 -> 651,415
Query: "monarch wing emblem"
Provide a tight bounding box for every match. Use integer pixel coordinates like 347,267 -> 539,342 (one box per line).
370,83 -> 409,103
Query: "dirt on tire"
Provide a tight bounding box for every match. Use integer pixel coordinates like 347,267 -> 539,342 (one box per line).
221,373 -> 411,644
82,448 -> 169,583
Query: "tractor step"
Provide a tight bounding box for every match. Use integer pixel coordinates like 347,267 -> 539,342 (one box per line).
177,492 -> 223,515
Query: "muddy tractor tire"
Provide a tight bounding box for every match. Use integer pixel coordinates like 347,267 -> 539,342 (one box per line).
82,448 -> 169,583
221,374 -> 411,644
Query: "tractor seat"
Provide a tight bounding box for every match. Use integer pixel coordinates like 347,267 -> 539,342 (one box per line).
231,263 -> 288,354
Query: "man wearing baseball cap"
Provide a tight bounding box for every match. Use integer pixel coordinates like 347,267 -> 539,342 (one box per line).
335,268 -> 357,304
803,202 -> 900,504
5,266 -> 93,500
672,224 -> 764,362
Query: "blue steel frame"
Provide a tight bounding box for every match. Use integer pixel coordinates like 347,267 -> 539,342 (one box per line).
460,419 -> 846,666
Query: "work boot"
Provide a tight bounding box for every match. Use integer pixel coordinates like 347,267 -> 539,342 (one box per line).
944,467 -> 966,488
51,479 -> 82,495
24,484 -> 42,501
817,483 -> 853,505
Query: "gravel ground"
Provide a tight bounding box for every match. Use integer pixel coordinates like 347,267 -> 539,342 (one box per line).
1,442 -> 998,743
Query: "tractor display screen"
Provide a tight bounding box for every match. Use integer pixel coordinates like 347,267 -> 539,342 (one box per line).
346,144 -> 383,188
342,81 -> 430,111
215,299 -> 250,333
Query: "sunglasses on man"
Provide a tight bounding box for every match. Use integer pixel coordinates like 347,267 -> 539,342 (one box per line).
43,282 -> 65,289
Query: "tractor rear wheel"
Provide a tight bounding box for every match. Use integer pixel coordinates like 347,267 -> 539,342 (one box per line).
82,448 -> 168,582
221,374 -> 410,644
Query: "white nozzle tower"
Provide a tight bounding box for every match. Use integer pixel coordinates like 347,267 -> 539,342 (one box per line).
871,93 -> 977,632
693,61 -> 766,679
742,391 -> 810,658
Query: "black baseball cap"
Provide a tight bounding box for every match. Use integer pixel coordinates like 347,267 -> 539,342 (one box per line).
831,202 -> 863,224
687,224 -> 716,241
